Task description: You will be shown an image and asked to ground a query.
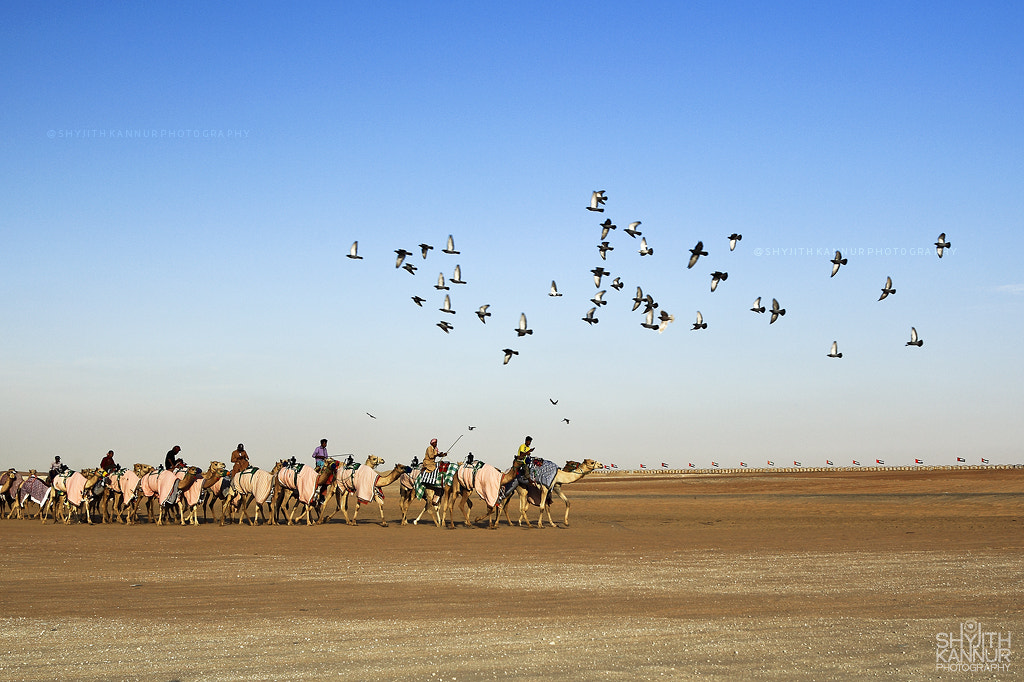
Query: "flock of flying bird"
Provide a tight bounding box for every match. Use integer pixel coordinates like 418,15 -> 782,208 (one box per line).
346,191 -> 951,365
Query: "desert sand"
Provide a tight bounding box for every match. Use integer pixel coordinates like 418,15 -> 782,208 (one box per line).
0,468 -> 1021,681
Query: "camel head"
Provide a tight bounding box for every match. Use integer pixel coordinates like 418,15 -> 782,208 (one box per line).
271,460 -> 287,475
27,469 -> 38,478
206,461 -> 226,475
134,463 -> 154,477
366,455 -> 385,468
579,459 -> 602,472
82,468 -> 106,487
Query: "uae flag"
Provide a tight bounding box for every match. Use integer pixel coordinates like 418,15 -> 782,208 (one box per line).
688,463 -> 694,468
611,464 -> 618,468
711,461 -> 719,467
957,457 -> 966,462
794,461 -> 802,467
661,463 -> 668,468
740,462 -> 747,467
853,460 -> 861,466
639,464 -> 646,468
915,459 -> 923,464
982,458 -> 990,464
768,461 -> 775,466
826,460 -> 833,466
876,459 -> 884,465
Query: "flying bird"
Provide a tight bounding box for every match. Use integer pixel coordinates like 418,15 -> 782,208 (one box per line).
657,310 -> 675,333
395,249 -> 412,268
638,237 -> 653,256
402,262 -> 417,275
476,304 -> 491,323
347,241 -> 363,260
691,311 -> 707,330
468,426 -> 476,430
451,264 -> 466,284
750,297 -> 765,313
641,309 -> 659,330
439,294 -> 455,314
631,286 -> 644,311
591,267 -> 609,288
710,271 -> 728,292
642,294 -> 658,313
587,190 -> 607,212
547,280 -> 562,297
610,277 -> 624,291
830,250 -> 848,277
590,290 -> 607,307
582,307 -> 598,325
419,243 -> 433,259
879,276 -> 895,301
435,272 -> 449,290
935,233 -> 951,258
562,418 -> 570,424
502,348 -> 519,364
728,233 -> 742,251
411,295 -> 426,307
437,320 -> 454,334
827,341 -> 843,358
549,398 -> 558,405
442,234 -> 459,255
906,326 -> 923,347
624,221 -> 642,238
597,242 -> 614,260
366,412 -> 377,419
769,298 -> 786,324
516,313 -> 533,336
599,219 -> 616,240
687,241 -> 707,269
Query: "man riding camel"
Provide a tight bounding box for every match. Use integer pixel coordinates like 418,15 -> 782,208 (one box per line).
423,438 -> 447,471
230,443 -> 250,475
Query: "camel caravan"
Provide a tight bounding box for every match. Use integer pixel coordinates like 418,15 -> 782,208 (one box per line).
0,453 -> 603,529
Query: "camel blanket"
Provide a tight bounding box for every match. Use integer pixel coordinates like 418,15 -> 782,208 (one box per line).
352,465 -> 381,504
400,471 -> 415,491
523,459 -> 559,490
19,476 -> 50,507
412,465 -> 456,500
140,471 -> 161,499
177,470 -> 203,507
457,462 -> 502,508
113,470 -> 141,506
232,468 -> 274,505
54,471 -> 87,506
156,470 -> 181,505
2,471 -> 24,504
277,464 -> 318,505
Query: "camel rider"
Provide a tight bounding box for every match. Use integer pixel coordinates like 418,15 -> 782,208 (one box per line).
423,438 -> 447,472
313,439 -> 329,469
48,456 -> 63,484
100,450 -> 116,473
514,436 -> 534,469
165,445 -> 184,470
231,444 -> 249,476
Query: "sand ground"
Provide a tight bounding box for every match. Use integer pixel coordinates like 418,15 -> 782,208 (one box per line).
0,469 -> 1021,681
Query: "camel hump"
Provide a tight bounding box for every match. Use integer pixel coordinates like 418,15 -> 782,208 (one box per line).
563,460 -> 583,472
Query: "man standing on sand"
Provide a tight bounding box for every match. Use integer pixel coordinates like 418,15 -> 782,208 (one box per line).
230,444 -> 249,475
100,450 -> 116,473
313,439 -> 329,469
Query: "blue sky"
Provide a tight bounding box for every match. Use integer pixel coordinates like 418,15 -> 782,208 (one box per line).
2,1 -> 1022,472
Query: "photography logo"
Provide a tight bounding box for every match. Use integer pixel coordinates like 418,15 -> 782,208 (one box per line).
935,620 -> 1011,672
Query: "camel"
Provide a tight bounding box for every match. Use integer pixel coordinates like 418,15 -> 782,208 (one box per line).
135,465 -> 199,525
274,459 -> 338,526
1,468 -> 23,518
320,456 -> 406,526
11,471 -> 48,520
44,468 -> 106,525
101,464 -> 152,524
201,469 -> 232,524
177,462 -> 225,525
448,460 -> 521,529
512,458 -> 603,528
399,448 -> 458,527
224,460 -> 284,526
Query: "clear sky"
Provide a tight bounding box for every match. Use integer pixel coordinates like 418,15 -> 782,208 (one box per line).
2,1 -> 1022,472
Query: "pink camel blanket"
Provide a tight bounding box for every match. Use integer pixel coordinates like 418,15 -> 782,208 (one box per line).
156,470 -> 180,505
458,463 -> 502,508
114,470 -> 141,506
232,468 -> 274,505
176,470 -> 203,507
353,465 -> 380,504
140,471 -> 161,499
54,471 -> 87,506
399,471 -> 415,491
19,476 -> 50,507
277,464 -> 318,504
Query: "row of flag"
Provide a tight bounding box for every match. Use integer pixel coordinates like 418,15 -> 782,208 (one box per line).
618,457 -> 990,469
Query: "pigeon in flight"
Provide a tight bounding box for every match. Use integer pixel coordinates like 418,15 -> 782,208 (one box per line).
590,290 -> 607,307
830,251 -> 848,277
549,398 -> 558,405
516,313 -> 533,336
419,243 -> 433,259
395,249 -> 412,268
610,277 -> 624,291
468,426 -> 476,431
451,265 -> 466,284
347,241 -> 363,260
769,298 -> 786,324
638,237 -> 653,256
366,412 -> 377,419
935,233 -> 951,258
710,271 -> 728,292
476,304 -> 491,323
549,280 -> 562,297
657,311 -> 675,333
562,418 -> 570,424
591,267 -> 610,288
641,309 -> 659,330
502,348 -> 519,365
879,276 -> 895,301
597,242 -> 614,260
411,295 -> 426,307
599,219 -> 616,240
439,294 -> 455,314
827,341 -> 843,358
587,190 -> 607,212
402,262 -> 417,275
691,311 -> 707,330
442,235 -> 460,255
642,294 -> 658,313
688,241 -> 708,269
624,221 -> 642,238
728,233 -> 742,251
632,286 -> 644,312
906,326 -> 923,347
582,307 -> 599,325
750,297 -> 765,313
435,272 -> 449,290
437,320 -> 454,334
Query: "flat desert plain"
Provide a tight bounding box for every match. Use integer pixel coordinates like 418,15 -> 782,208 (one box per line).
1,468 -> 1021,681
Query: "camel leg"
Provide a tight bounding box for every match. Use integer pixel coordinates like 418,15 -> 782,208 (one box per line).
377,499 -> 388,527
554,487 -> 571,526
